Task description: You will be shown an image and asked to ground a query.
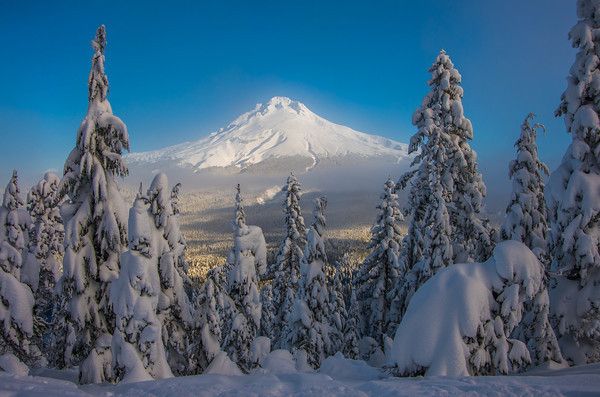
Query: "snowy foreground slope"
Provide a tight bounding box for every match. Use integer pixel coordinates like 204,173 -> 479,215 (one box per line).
126,96 -> 409,172
2,354 -> 600,396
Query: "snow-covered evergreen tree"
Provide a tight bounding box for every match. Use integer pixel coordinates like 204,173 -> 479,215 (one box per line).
110,190 -> 172,382
151,180 -> 192,293
355,178 -> 403,347
54,25 -> 129,378
501,114 -> 550,262
334,253 -> 355,309
282,197 -> 332,367
327,262 -> 347,356
0,171 -> 42,367
512,286 -> 563,367
233,184 -> 246,230
146,173 -> 195,375
194,272 -> 224,371
435,52 -> 496,264
498,114 -> 562,366
24,172 -> 64,352
270,174 -> 306,349
259,283 -> 275,340
342,290 -> 360,360
548,0 -> 600,365
395,149 -> 454,323
394,50 -> 494,322
223,184 -> 267,371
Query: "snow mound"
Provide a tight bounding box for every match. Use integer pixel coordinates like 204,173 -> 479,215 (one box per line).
388,241 -> 545,376
319,352 -> 381,381
358,336 -> 386,367
205,351 -> 243,376
250,336 -> 271,365
260,350 -> 298,374
127,96 -> 409,172
111,335 -> 154,383
0,353 -> 28,376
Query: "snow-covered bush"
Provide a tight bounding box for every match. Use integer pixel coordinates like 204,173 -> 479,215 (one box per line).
54,25 -> 129,378
249,336 -> 271,366
355,178 -> 403,347
269,174 -> 306,349
319,352 -> 381,382
223,184 -> 266,371
548,0 -> 600,365
359,336 -> 385,367
0,353 -> 29,376
25,172 -> 64,352
79,333 -> 113,384
0,171 -> 42,367
110,191 -> 173,383
259,349 -> 298,374
388,241 -> 547,376
204,351 -> 243,376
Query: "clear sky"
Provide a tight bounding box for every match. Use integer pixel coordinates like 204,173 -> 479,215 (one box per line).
0,0 -> 575,189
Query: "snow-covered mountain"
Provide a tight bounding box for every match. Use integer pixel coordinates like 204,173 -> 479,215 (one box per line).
127,97 -> 408,173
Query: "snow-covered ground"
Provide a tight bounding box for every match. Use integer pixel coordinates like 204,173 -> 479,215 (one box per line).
2,355 -> 600,396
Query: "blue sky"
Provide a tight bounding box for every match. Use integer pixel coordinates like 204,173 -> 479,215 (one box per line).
0,0 -> 575,188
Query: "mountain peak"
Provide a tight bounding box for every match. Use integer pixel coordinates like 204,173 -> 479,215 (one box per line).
265,96 -> 296,107
127,97 -> 409,172
259,96 -> 311,116
221,96 -> 313,132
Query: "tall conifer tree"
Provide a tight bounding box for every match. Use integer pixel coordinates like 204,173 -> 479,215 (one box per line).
55,25 -> 129,382
549,0 -> 600,364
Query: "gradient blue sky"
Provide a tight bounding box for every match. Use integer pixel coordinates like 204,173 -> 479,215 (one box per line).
0,0 -> 575,187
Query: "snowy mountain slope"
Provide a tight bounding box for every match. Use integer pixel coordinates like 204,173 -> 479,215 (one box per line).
126,97 -> 409,172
